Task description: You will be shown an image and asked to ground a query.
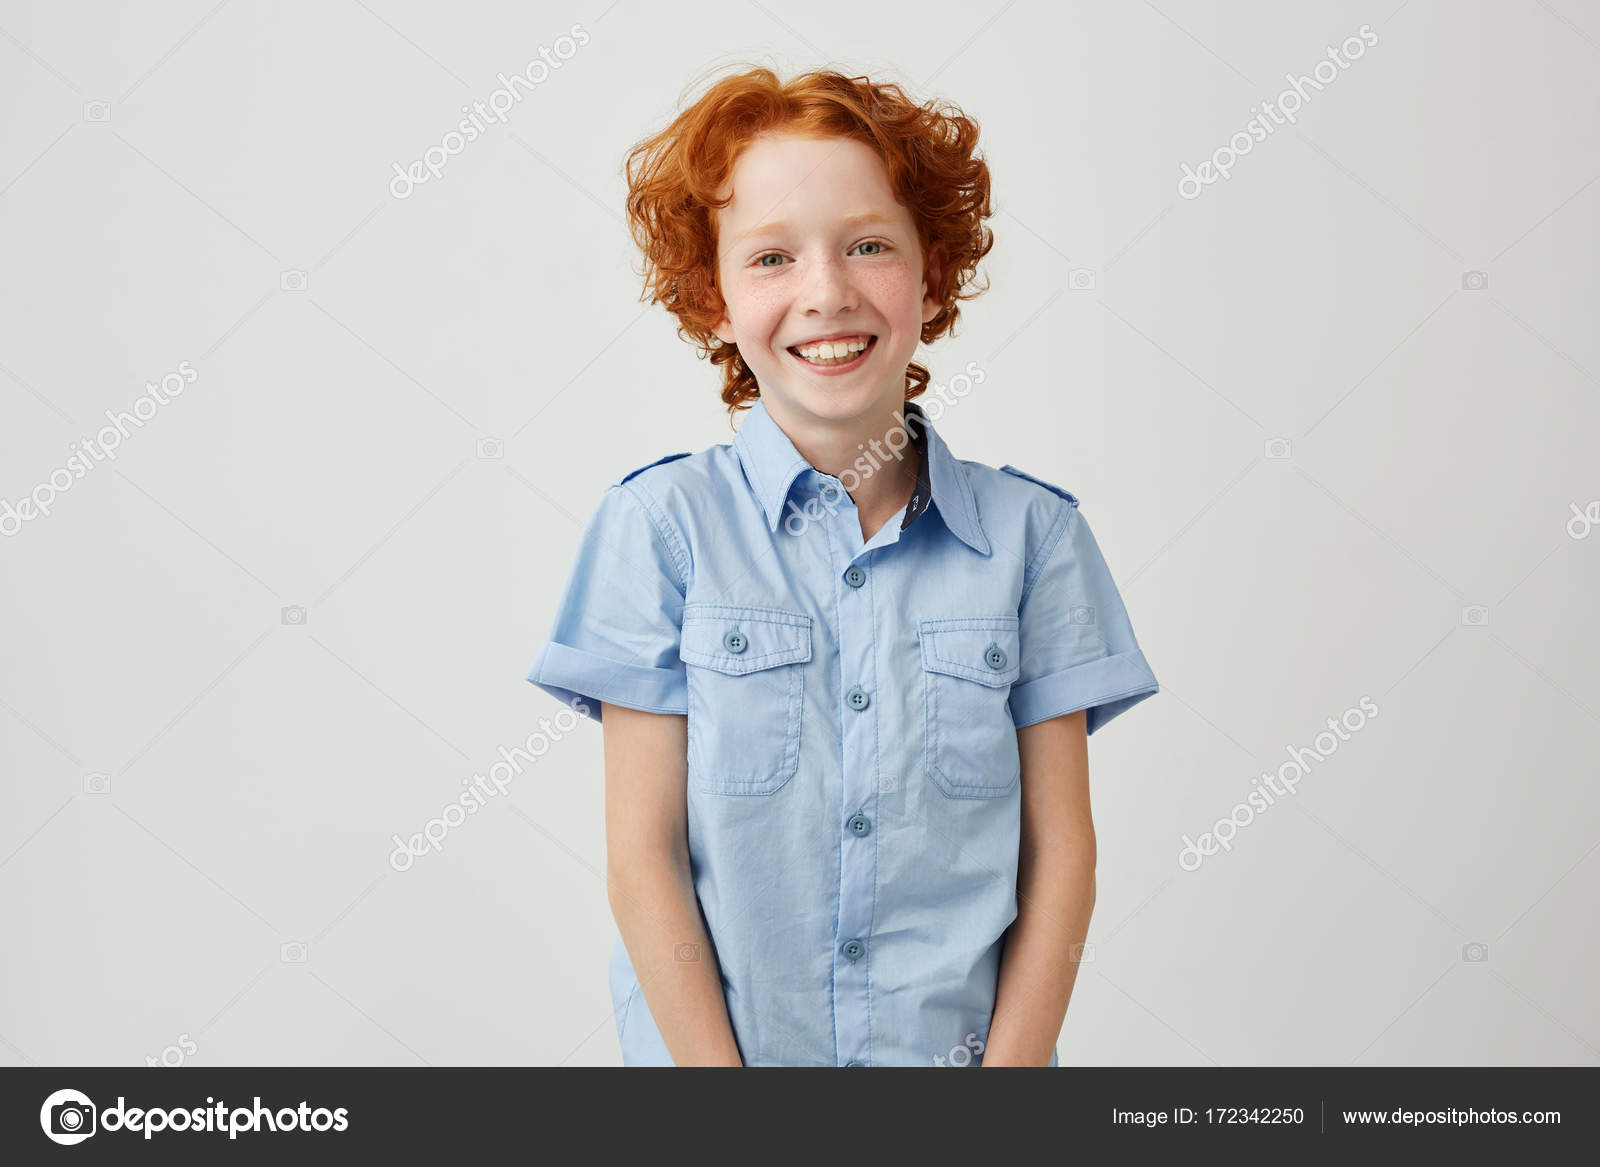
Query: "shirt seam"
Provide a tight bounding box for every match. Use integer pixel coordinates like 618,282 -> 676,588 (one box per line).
1019,496 -> 1074,611
617,479 -> 690,594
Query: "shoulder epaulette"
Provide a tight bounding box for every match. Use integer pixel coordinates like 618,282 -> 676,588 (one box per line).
614,452 -> 692,487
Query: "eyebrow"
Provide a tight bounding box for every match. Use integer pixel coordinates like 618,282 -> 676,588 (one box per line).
731,211 -> 898,245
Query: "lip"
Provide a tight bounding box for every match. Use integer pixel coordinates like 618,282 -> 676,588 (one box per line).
787,334 -> 878,376
789,330 -> 876,347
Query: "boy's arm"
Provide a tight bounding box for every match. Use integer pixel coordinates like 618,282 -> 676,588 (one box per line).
982,709 -> 1096,1066
601,701 -> 743,1066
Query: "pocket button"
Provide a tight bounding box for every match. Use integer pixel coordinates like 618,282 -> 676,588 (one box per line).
985,643 -> 1007,670
723,629 -> 747,654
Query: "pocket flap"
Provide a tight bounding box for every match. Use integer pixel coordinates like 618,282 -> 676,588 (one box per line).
919,616 -> 1021,687
680,604 -> 812,675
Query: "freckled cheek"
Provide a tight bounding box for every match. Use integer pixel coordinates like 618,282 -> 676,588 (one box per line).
737,286 -> 792,348
721,281 -> 785,347
856,265 -> 925,322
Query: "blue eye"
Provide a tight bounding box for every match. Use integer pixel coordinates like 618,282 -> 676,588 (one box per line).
751,240 -> 888,268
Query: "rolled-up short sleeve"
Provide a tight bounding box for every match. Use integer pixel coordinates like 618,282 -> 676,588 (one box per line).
1008,498 -> 1158,734
525,483 -> 689,722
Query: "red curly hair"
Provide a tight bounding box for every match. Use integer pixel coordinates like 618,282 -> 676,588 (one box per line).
623,65 -> 994,416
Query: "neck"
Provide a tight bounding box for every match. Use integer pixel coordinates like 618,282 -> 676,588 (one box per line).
767,398 -> 922,519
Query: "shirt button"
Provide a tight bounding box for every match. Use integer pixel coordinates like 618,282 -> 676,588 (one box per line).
985,643 -> 1007,670
723,629 -> 747,654
844,565 -> 866,589
841,939 -> 864,962
847,813 -> 871,837
846,687 -> 870,711
844,1060 -> 865,1067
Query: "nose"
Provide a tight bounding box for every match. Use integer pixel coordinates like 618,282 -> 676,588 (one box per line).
799,254 -> 859,317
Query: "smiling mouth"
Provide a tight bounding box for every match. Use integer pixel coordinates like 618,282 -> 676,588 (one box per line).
787,335 -> 877,368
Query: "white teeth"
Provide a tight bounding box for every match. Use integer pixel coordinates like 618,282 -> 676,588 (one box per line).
795,336 -> 871,362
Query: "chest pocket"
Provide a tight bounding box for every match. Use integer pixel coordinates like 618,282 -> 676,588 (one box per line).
919,616 -> 1022,798
679,604 -> 812,795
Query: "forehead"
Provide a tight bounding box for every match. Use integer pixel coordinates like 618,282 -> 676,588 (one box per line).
715,133 -> 900,223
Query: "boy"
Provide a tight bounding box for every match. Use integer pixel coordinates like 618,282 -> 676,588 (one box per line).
527,66 -> 1159,1066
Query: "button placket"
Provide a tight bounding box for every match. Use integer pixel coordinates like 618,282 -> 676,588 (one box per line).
827,501 -> 875,1069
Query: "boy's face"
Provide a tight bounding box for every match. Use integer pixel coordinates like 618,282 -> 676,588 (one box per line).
712,133 -> 941,430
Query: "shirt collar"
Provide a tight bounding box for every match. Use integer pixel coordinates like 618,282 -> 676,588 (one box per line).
732,396 -> 990,555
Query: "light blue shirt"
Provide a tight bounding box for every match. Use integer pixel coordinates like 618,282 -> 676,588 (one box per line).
527,397 -> 1159,1066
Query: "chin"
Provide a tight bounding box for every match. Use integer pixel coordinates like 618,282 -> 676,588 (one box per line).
761,365 -> 905,421
783,383 -> 901,425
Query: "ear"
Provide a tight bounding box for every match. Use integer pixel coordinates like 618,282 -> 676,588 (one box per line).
709,273 -> 736,345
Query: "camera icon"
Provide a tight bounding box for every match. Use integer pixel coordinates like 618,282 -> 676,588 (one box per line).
673,942 -> 700,962
280,269 -> 308,292
84,772 -> 111,795
1461,942 -> 1489,962
476,437 -> 503,460
1264,437 -> 1292,460
1069,942 -> 1095,963
83,101 -> 110,122
1460,605 -> 1489,627
50,1099 -> 96,1138
879,773 -> 896,793
1461,270 -> 1488,291
281,941 -> 307,963
1069,605 -> 1096,626
281,605 -> 307,626
1068,268 -> 1097,291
